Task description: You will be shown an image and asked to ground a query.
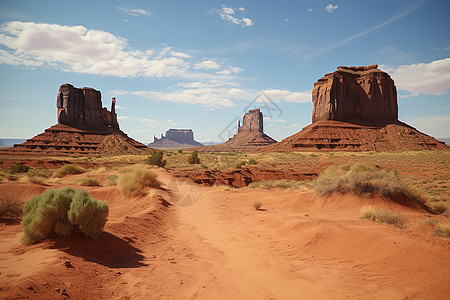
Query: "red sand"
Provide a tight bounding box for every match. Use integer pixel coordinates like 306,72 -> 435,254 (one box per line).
1,170 -> 449,299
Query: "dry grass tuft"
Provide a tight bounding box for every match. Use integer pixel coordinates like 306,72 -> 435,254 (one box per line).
247,180 -> 306,190
435,222 -> 450,238
78,176 -> 100,186
253,201 -> 262,210
313,163 -> 425,204
118,164 -> 161,196
0,192 -> 22,218
53,164 -> 86,178
104,174 -> 119,186
360,205 -> 405,227
431,201 -> 448,214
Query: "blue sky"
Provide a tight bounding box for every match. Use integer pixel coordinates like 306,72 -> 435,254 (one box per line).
0,0 -> 449,144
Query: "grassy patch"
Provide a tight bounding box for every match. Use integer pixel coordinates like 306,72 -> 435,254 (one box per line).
313,163 -> 425,203
431,201 -> 448,214
247,180 -> 306,190
360,205 -> 405,227
118,165 -> 161,196
53,164 -> 86,178
144,150 -> 167,168
104,174 -> 119,186
78,176 -> 100,186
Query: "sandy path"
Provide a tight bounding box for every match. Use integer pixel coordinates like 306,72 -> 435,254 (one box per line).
1,170 -> 449,299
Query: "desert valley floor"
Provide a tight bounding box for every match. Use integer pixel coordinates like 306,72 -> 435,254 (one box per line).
0,150 -> 449,299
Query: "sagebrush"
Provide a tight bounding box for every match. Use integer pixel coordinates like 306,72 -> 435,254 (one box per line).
145,150 -> 166,168
21,187 -> 108,245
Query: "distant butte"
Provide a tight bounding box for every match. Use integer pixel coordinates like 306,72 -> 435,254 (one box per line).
262,65 -> 448,152
3,84 -> 150,155
148,129 -> 203,148
194,108 -> 277,153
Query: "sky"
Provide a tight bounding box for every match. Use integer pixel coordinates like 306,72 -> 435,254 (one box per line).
0,0 -> 449,144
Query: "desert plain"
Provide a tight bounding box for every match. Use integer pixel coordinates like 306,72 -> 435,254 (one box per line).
0,150 -> 449,299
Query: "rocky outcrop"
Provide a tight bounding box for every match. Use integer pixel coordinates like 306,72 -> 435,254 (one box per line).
261,65 -> 448,152
57,84 -> 119,129
312,64 -> 398,124
148,129 -> 203,148
3,84 -> 149,156
193,109 -> 277,153
238,109 -> 263,133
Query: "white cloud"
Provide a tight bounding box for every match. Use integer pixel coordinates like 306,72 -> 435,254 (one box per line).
283,123 -> 304,129
326,4 -> 338,13
284,18 -> 290,22
115,105 -> 126,109
114,86 -> 247,109
381,58 -> 450,95
264,117 -> 287,123
195,60 -> 221,70
262,89 -> 311,103
140,118 -> 159,124
307,8 -> 313,13
117,7 -> 151,17
406,116 -> 450,138
242,18 -> 254,27
212,6 -> 255,27
118,116 -> 130,120
0,21 -> 243,81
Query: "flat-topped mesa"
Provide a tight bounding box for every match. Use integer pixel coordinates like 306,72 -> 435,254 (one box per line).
312,65 -> 398,125
238,108 -> 263,133
57,83 -> 119,129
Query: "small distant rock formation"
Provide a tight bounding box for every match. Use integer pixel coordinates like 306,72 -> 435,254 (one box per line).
3,84 -> 149,155
148,129 -> 203,148
194,108 -> 277,153
261,65 -> 448,152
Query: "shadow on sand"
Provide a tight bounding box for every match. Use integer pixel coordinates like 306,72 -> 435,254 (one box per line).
50,231 -> 147,268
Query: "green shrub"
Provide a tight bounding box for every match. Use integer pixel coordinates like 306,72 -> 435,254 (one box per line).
178,149 -> 183,154
78,177 -> 100,186
9,163 -> 29,174
118,165 -> 161,196
104,174 -> 118,186
53,164 -> 85,178
431,201 -> 448,214
247,159 -> 258,165
144,150 -> 166,168
21,187 -> 108,245
235,161 -> 246,169
188,150 -> 200,164
360,205 -> 405,227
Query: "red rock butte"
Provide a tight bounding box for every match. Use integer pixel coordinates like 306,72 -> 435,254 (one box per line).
2,84 -> 150,155
262,65 -> 448,152
148,129 -> 203,148
194,108 -> 277,153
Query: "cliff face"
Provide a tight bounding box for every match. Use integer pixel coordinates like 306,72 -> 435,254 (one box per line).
57,84 -> 119,129
238,109 -> 263,133
312,65 -> 398,124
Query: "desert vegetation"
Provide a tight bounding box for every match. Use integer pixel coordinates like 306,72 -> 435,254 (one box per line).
312,163 -> 426,202
188,150 -> 200,164
248,180 -> 306,190
0,192 -> 22,218
53,164 -> 86,178
77,176 -> 100,186
145,150 -> 167,168
21,187 -> 109,245
104,174 -> 118,186
117,164 -> 161,196
360,205 -> 405,227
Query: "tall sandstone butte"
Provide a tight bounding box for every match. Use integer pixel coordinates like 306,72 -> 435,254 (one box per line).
238,108 -> 264,133
261,65 -> 447,152
4,84 -> 149,155
312,64 -> 398,124
57,84 -> 119,129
